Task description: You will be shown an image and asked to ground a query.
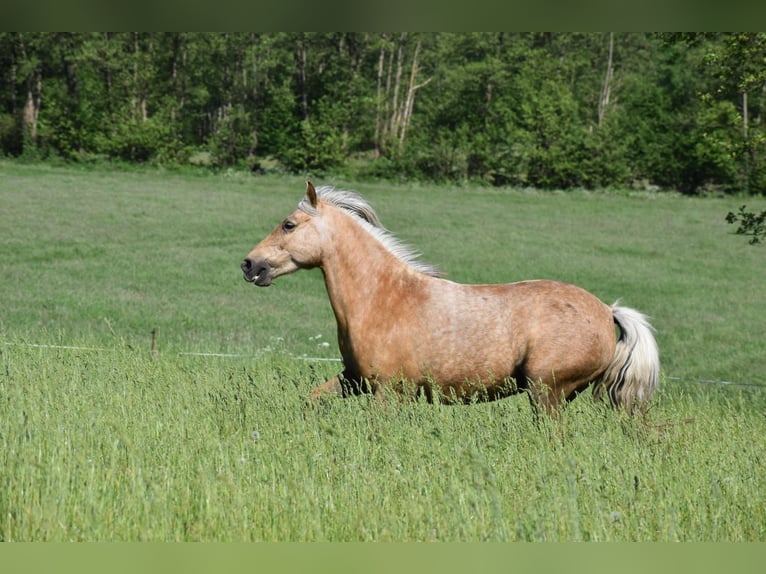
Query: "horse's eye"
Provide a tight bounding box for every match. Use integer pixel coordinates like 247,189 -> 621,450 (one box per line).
282,220 -> 297,232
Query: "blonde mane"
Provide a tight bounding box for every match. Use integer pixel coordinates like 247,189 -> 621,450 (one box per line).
299,186 -> 441,278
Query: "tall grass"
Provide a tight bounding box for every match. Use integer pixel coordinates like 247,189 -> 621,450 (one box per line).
1,161 -> 765,540
2,343 -> 764,541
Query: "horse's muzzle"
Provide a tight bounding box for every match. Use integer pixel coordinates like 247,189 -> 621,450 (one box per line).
241,258 -> 272,287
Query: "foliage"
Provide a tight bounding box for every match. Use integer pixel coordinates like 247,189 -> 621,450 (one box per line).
2,33 -> 766,193
2,342 -> 765,541
726,205 -> 766,244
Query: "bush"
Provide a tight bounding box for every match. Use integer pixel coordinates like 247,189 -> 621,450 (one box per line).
279,118 -> 346,173
94,116 -> 180,163
208,105 -> 254,168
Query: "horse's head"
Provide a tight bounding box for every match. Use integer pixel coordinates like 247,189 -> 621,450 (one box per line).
241,181 -> 323,287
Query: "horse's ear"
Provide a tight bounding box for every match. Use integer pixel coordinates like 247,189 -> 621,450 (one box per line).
306,181 -> 318,208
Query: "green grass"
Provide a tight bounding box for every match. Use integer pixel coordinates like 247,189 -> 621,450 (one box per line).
2,344 -> 764,541
1,160 -> 765,541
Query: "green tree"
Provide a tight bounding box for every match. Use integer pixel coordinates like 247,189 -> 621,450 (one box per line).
1,33 -> 764,193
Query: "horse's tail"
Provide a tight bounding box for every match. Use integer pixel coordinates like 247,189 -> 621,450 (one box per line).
593,304 -> 660,415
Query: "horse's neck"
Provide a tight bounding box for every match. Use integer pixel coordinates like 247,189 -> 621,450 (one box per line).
319,212 -> 427,334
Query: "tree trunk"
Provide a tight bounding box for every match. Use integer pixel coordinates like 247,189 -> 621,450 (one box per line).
381,41 -> 394,148
132,32 -> 151,123
18,35 -> 42,143
389,34 -> 405,140
248,33 -> 260,157
296,35 -> 309,121
598,32 -> 614,127
373,34 -> 431,154
170,33 -> 187,122
9,53 -> 17,116
22,77 -> 41,141
399,39 -> 431,150
373,40 -> 386,157
742,89 -> 748,139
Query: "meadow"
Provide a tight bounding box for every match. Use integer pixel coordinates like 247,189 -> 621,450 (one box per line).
1,160 -> 765,541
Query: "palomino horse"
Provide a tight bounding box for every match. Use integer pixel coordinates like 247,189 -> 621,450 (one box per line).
242,182 -> 660,415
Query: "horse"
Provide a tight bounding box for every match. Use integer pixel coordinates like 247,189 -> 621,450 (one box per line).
241,182 -> 660,416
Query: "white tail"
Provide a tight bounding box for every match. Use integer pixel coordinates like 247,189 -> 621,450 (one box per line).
594,304 -> 660,414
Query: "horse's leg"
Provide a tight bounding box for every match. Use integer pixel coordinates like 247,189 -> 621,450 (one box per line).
523,378 -> 571,446
525,368 -> 595,417
526,378 -> 565,419
309,374 -> 344,400
309,369 -> 375,400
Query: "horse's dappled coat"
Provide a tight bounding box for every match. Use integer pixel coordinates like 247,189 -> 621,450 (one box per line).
242,182 -> 659,415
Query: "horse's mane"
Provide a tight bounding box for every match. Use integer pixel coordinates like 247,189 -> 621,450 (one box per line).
299,186 -> 442,278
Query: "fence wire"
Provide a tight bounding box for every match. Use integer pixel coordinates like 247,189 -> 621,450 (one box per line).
3,341 -> 763,388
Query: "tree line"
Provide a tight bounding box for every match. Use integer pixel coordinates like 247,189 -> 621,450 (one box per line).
1,32 -> 765,194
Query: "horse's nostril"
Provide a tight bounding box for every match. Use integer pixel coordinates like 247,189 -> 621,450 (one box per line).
241,259 -> 251,272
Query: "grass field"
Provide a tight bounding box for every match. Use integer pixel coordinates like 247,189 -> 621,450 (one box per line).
1,160 -> 765,541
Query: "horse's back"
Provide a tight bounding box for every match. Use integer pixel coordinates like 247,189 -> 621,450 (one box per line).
503,279 -> 613,331
447,278 -> 612,328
